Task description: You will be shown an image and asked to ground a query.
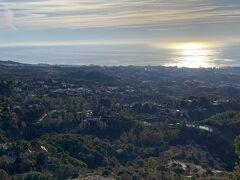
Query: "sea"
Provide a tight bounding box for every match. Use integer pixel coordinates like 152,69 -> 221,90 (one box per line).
0,44 -> 240,67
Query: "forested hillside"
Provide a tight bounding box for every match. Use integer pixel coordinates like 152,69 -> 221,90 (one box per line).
0,61 -> 240,179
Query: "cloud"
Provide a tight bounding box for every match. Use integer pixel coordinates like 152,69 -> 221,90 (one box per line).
3,6 -> 17,30
0,0 -> 239,30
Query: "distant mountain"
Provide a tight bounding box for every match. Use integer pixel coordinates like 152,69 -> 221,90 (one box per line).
0,60 -> 90,68
0,60 -> 29,67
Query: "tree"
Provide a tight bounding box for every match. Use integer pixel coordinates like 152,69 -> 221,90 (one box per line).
235,136 -> 240,156
13,171 -> 53,180
232,136 -> 240,179
0,169 -> 8,180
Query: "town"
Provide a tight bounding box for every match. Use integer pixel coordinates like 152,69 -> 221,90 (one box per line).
0,61 -> 240,179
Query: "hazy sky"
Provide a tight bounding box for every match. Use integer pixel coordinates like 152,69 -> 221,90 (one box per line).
0,0 -> 240,47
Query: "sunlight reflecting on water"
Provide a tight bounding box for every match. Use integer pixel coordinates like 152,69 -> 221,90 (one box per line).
166,42 -> 218,68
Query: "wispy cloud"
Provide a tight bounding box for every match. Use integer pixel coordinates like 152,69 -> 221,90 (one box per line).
0,0 -> 239,29
2,6 -> 17,30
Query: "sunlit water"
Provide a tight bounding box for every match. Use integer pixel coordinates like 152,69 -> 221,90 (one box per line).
0,44 -> 240,67
166,43 -> 218,68
171,48 -> 216,68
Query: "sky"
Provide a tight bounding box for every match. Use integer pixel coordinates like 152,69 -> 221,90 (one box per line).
0,0 -> 240,47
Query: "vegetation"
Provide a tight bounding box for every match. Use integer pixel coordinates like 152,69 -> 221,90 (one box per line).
1,61 -> 240,179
